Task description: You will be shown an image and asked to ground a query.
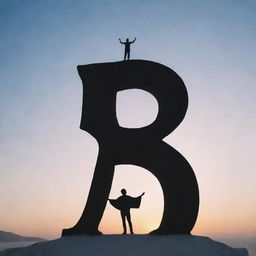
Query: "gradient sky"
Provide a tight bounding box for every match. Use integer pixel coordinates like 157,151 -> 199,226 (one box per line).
0,0 -> 256,239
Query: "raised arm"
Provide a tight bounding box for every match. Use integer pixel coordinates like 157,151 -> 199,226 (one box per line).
140,192 -> 145,197
119,38 -> 125,44
131,37 -> 136,43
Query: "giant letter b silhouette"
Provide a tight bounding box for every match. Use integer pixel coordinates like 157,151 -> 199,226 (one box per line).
62,60 -> 199,236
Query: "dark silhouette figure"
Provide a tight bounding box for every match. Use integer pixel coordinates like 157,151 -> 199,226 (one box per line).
119,38 -> 136,60
62,60 -> 199,236
109,189 -> 145,234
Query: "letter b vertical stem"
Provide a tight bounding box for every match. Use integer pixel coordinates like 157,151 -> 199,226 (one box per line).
62,145 -> 114,235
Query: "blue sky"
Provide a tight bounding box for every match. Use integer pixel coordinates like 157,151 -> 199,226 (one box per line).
0,0 -> 256,238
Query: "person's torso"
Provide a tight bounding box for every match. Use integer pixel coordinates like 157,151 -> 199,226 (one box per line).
118,195 -> 132,210
124,42 -> 131,50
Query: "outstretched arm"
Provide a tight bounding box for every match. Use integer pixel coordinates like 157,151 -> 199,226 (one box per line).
119,38 -> 124,44
132,37 -> 136,43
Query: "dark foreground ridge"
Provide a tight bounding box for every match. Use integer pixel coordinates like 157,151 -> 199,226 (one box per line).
0,235 -> 248,256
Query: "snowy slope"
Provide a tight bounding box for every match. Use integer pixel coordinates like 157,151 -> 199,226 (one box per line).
0,235 -> 248,256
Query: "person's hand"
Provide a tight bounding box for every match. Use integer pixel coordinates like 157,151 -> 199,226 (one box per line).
141,192 -> 145,196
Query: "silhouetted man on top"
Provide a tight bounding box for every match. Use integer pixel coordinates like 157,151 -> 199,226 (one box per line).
119,38 -> 136,61
109,189 -> 145,234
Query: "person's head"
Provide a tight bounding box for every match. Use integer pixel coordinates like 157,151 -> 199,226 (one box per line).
121,189 -> 127,195
126,38 -> 129,42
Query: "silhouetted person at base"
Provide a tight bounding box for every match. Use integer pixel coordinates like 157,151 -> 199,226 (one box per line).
109,189 -> 145,234
119,38 -> 136,61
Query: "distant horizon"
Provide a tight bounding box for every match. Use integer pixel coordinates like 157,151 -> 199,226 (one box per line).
1,228 -> 256,241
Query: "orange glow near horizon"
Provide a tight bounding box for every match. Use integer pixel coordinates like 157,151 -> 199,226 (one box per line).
3,163 -> 255,240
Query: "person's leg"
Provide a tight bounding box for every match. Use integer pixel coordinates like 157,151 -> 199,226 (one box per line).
121,211 -> 127,234
124,51 -> 127,61
127,51 -> 130,60
126,211 -> 133,234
